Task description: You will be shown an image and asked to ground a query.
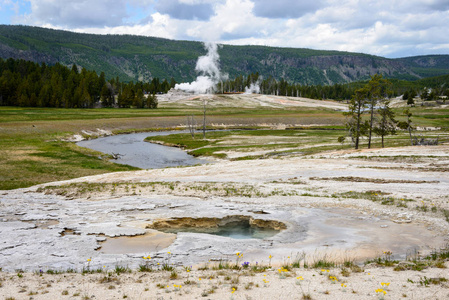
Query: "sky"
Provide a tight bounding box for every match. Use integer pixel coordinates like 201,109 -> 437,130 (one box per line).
1,0 -> 449,58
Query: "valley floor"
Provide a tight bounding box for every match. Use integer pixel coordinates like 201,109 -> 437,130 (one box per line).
1,144 -> 449,299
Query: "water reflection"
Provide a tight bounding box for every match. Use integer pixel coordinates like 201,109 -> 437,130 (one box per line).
77,131 -> 209,169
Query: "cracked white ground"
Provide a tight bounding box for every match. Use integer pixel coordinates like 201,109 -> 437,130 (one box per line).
1,144 -> 448,272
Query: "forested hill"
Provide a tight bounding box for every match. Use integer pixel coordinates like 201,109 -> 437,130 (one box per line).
1,25 -> 449,85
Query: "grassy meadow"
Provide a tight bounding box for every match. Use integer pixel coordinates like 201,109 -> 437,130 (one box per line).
0,102 -> 448,190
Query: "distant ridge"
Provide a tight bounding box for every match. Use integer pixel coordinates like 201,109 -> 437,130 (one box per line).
1,25 -> 449,84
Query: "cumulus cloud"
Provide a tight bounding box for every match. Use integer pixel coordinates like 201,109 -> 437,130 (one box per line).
70,12 -> 178,40
7,0 -> 449,58
21,0 -> 130,28
186,0 -> 270,41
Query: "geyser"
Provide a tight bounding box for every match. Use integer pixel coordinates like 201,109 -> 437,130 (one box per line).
175,42 -> 228,94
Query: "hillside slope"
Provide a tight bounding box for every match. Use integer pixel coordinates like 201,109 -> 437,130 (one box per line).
1,25 -> 449,84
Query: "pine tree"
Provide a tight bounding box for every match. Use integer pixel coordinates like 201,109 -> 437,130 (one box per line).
133,89 -> 144,108
373,100 -> 397,147
342,87 -> 368,149
366,74 -> 391,148
146,92 -> 158,109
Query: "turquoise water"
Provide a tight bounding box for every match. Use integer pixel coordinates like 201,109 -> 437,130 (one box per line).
156,221 -> 280,239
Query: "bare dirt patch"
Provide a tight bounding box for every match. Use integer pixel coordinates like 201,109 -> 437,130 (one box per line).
1,149 -> 52,162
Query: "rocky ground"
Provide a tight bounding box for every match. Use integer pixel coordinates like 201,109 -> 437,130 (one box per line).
1,143 -> 449,299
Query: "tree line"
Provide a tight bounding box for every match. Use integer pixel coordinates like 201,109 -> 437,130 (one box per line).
217,73 -> 354,100
219,72 -> 449,103
339,74 -> 421,149
0,58 -> 175,108
2,58 -> 448,109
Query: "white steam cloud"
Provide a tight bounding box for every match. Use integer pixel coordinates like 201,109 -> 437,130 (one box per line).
175,42 -> 228,94
244,78 -> 262,94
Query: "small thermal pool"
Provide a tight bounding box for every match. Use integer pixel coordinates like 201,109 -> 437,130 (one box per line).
147,216 -> 286,240
156,220 -> 280,239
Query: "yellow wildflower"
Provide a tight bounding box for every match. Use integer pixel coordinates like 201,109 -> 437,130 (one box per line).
375,288 -> 387,295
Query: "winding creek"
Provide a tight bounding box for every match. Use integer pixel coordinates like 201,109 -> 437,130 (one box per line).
77,131 -> 209,169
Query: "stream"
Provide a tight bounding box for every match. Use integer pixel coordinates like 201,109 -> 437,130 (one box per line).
77,131 -> 209,169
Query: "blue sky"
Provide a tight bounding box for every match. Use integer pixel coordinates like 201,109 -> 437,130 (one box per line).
1,0 -> 449,58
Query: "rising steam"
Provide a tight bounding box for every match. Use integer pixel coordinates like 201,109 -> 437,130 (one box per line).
175,42 -> 228,94
244,78 -> 262,94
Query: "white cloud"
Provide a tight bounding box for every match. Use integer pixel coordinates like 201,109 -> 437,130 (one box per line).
9,0 -> 449,57
69,12 -> 177,40
20,0 -> 129,28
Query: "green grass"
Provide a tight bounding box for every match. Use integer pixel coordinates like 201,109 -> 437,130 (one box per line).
0,134 -> 138,190
0,105 -> 344,123
1,101 -> 448,190
147,128 -> 348,158
394,107 -> 449,129
0,105 -> 326,189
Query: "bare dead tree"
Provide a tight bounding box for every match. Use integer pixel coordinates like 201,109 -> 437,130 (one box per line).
412,135 -> 439,146
186,114 -> 196,139
111,152 -> 124,159
202,99 -> 208,139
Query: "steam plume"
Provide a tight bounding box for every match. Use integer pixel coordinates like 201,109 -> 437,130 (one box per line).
175,42 -> 227,94
244,78 -> 262,94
